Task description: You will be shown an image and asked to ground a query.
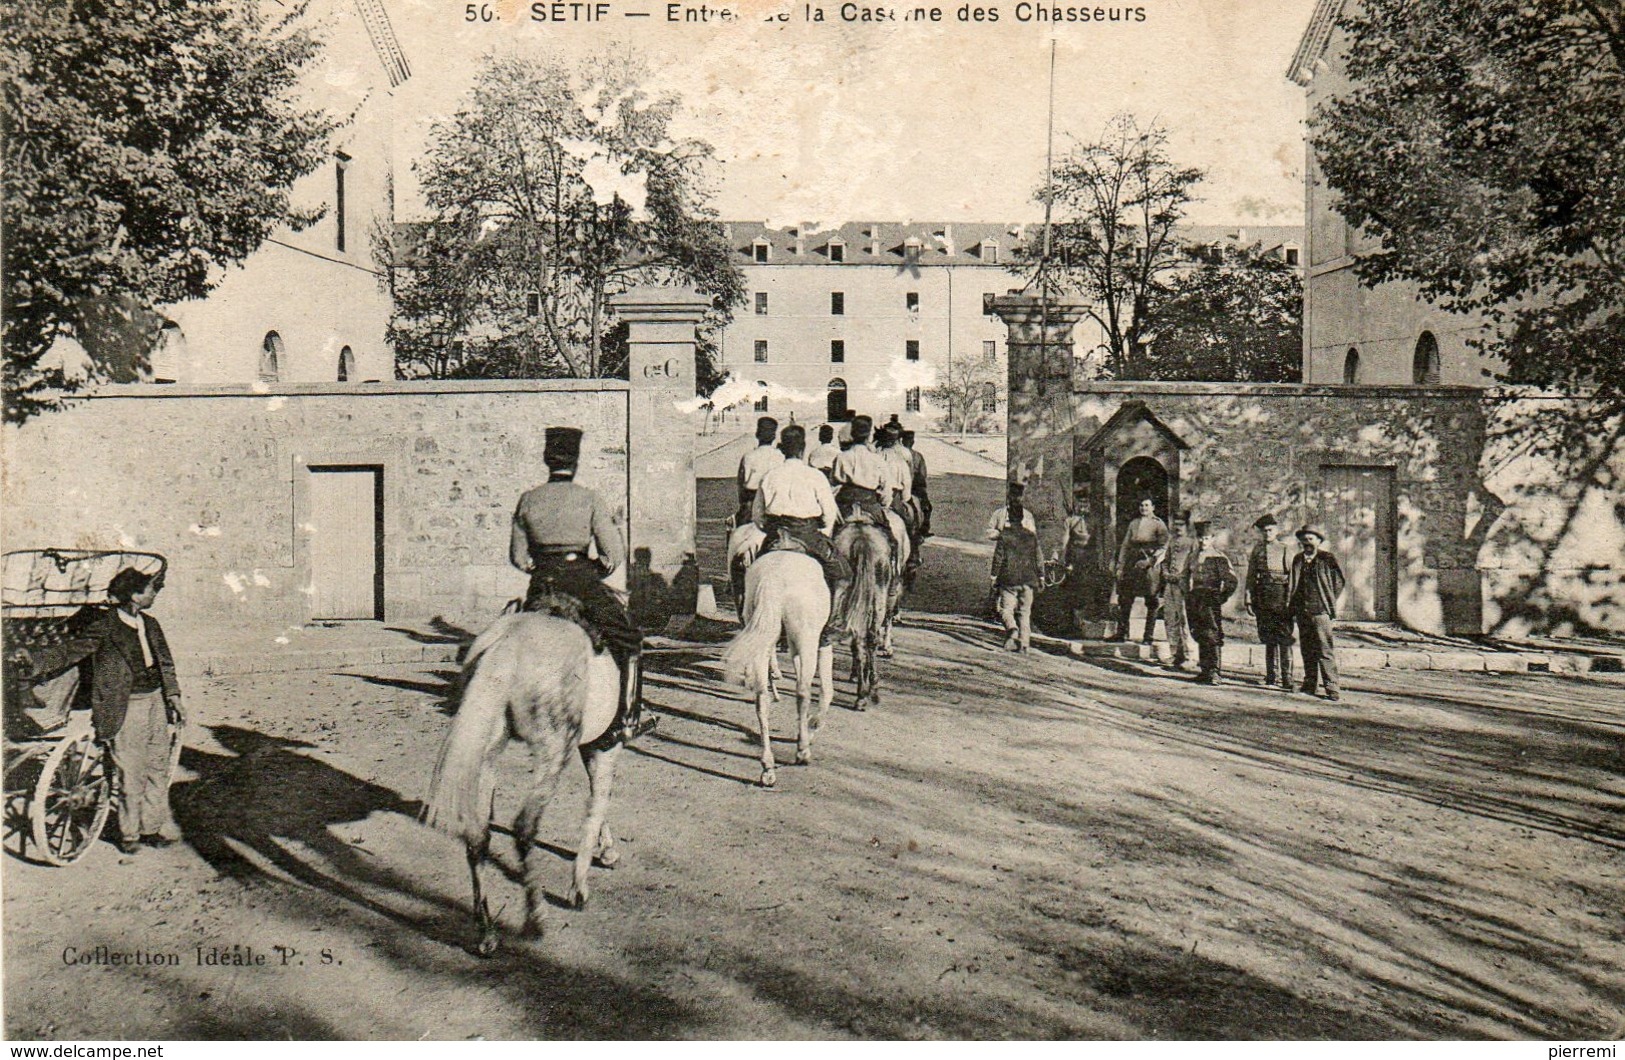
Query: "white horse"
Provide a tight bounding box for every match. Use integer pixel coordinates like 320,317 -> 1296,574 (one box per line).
422,612 -> 622,956
720,551 -> 835,788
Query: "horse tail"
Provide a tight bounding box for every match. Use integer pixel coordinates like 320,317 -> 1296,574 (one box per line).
722,560 -> 785,693
843,528 -> 887,640
423,616 -> 523,846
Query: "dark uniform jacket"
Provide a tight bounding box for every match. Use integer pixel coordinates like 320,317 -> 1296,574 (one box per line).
22,609 -> 180,739
1288,551 -> 1347,619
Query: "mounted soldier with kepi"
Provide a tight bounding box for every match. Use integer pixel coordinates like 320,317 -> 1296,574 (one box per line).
509,426 -> 656,748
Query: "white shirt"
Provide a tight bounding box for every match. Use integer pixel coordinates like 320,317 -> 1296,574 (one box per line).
807,442 -> 840,473
738,445 -> 785,493
752,458 -> 839,533
879,447 -> 913,499
116,608 -> 154,667
831,443 -> 887,492
986,505 -> 1038,540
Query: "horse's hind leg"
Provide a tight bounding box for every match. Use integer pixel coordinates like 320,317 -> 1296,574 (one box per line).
756,688 -> 778,787
793,650 -> 814,765
570,745 -> 619,909
813,644 -> 834,732
513,732 -> 573,937
468,836 -> 499,958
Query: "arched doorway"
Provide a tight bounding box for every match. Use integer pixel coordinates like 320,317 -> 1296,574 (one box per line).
1343,347 -> 1360,384
1114,456 -> 1169,549
827,377 -> 848,421
260,331 -> 285,383
1412,331 -> 1440,384
337,345 -> 355,382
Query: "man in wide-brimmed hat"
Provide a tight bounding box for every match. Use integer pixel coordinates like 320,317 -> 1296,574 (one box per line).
511,426 -> 655,747
1287,525 -> 1347,701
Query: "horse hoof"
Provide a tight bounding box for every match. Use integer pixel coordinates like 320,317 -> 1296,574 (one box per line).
851,701 -> 866,712
877,648 -> 893,658
570,889 -> 589,911
475,933 -> 500,958
760,769 -> 777,788
595,848 -> 620,869
794,749 -> 811,765
520,917 -> 546,939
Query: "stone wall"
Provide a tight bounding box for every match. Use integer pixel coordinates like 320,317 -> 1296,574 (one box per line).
1005,374 -> 1622,636
2,380 -> 631,628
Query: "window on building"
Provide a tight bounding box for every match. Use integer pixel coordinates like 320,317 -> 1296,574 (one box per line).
983,293 -> 997,316
904,238 -> 922,264
1413,331 -> 1440,385
753,240 -> 770,263
830,339 -> 845,363
1284,245 -> 1301,267
905,340 -> 920,362
526,291 -> 541,317
829,240 -> 845,263
1343,348 -> 1361,385
905,387 -> 921,413
754,382 -> 769,412
827,378 -> 849,422
259,331 -> 284,383
754,339 -> 768,363
338,345 -> 355,382
983,340 -> 997,363
754,292 -> 768,315
831,291 -> 844,315
981,381 -> 998,412
334,153 -> 349,253
906,291 -> 919,313
981,240 -> 999,264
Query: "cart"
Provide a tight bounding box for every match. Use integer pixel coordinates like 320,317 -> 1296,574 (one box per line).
3,549 -> 168,865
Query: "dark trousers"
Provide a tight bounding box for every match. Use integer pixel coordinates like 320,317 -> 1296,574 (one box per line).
524,557 -> 642,665
1116,589 -> 1160,642
733,489 -> 757,531
913,489 -> 932,536
1295,612 -> 1339,694
761,515 -> 851,588
1187,593 -> 1224,676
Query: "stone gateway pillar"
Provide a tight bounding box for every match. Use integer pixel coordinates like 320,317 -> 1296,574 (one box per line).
612,286 -> 709,627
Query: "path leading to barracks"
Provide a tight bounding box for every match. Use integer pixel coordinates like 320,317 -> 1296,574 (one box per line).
4,613 -> 1622,1039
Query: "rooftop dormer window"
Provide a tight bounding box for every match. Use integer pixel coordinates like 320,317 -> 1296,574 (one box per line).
829,240 -> 845,263
753,239 -> 770,263
980,240 -> 1000,264
904,238 -> 922,264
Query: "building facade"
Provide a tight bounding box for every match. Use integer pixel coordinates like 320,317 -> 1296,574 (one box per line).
148,0 -> 409,386
1288,0 -> 1498,387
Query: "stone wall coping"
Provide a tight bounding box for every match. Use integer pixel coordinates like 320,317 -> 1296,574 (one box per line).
1070,381 -> 1595,404
61,379 -> 632,401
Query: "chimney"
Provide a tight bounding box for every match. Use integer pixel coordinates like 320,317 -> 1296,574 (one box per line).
869,224 -> 882,256
941,224 -> 955,256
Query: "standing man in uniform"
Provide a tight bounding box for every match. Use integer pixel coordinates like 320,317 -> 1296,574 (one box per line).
1246,514 -> 1296,691
1109,497 -> 1169,644
736,416 -> 784,529
1184,521 -> 1239,684
807,424 -> 840,481
991,489 -> 1043,653
1156,510 -> 1195,669
511,427 -> 655,747
830,415 -> 898,558
900,429 -> 932,539
752,425 -> 851,640
1288,526 -> 1346,701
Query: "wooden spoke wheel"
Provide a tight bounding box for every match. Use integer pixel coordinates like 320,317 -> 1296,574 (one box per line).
29,734 -> 112,866
3,745 -> 49,862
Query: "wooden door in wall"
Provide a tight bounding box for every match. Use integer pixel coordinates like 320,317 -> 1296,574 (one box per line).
1319,465 -> 1395,621
309,466 -> 383,620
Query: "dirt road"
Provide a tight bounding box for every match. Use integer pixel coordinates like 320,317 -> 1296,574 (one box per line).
5,614 -> 1622,1039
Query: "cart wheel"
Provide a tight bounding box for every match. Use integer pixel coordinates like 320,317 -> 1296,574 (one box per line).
4,746 -> 49,862
30,734 -> 112,866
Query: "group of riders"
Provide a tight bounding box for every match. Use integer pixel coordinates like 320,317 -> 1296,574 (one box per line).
508,413 -> 931,754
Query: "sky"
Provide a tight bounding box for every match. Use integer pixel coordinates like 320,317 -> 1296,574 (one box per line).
384,0 -> 1320,227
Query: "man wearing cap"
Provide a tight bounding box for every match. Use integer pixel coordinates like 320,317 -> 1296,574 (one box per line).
1109,497 -> 1169,644
736,416 -> 785,529
1184,521 -> 1239,684
991,485 -> 1043,653
1246,514 -> 1296,691
876,423 -> 920,567
807,424 -> 840,481
830,414 -> 899,557
900,429 -> 932,538
1155,510 -> 1196,669
753,425 -> 851,617
1288,526 -> 1347,701
511,427 -> 655,747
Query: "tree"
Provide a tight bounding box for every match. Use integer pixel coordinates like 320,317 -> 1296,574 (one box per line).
1022,114 -> 1204,380
1,0 -> 338,422
385,50 -> 744,382
1311,0 -> 1625,404
1142,249 -> 1303,382
927,358 -> 1003,437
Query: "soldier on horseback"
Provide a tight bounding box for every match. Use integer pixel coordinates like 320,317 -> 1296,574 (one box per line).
510,427 -> 656,748
735,415 -> 785,530
877,422 -> 923,571
829,414 -> 899,562
752,424 -> 852,642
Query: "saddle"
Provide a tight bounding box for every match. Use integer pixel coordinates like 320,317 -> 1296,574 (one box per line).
762,529 -> 812,558
516,592 -> 609,654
